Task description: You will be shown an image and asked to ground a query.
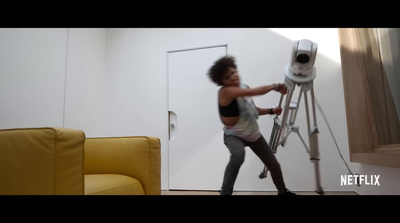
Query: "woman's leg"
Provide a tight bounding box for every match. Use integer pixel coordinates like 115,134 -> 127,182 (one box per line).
220,134 -> 246,195
248,135 -> 288,193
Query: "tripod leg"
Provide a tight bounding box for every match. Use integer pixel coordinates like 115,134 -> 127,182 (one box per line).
269,93 -> 285,153
312,158 -> 324,194
259,165 -> 268,179
263,82 -> 295,179
271,85 -> 295,152
269,117 -> 280,154
303,85 -> 324,194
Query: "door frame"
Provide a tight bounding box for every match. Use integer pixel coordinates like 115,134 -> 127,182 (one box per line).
166,44 -> 228,190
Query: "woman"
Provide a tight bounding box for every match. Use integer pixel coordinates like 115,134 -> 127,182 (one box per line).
207,55 -> 295,196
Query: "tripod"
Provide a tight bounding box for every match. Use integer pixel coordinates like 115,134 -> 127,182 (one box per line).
259,65 -> 324,195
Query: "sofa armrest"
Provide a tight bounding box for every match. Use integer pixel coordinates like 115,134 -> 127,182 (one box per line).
0,127 -> 85,195
84,136 -> 161,195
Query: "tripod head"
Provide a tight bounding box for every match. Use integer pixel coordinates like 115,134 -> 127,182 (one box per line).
285,39 -> 318,84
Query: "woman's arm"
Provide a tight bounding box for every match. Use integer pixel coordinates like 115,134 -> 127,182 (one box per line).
221,84 -> 279,99
257,106 -> 283,116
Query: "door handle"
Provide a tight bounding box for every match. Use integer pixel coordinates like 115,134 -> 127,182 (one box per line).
169,111 -> 177,141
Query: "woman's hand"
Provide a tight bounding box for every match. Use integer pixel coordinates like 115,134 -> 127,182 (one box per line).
273,106 -> 283,115
277,83 -> 288,95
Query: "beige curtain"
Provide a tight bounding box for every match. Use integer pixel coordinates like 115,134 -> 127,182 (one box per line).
339,28 -> 400,145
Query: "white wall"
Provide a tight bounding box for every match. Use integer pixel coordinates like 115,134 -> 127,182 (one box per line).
2,28 -> 400,194
0,28 -> 67,128
0,28 -> 106,137
63,28 -> 106,137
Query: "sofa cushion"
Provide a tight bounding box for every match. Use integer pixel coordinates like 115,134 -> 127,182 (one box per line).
85,174 -> 145,195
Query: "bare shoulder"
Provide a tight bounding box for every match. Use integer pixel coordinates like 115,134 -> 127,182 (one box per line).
220,86 -> 240,95
220,85 -> 254,98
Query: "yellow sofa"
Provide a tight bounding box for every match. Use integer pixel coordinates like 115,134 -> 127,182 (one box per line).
84,136 -> 161,195
0,127 -> 161,195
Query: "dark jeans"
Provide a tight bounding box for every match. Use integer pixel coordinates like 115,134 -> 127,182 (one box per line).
220,134 -> 287,195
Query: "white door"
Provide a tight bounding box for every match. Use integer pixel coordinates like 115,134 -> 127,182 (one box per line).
168,45 -> 228,190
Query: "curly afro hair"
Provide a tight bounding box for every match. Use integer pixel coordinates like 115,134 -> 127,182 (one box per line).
207,55 -> 237,86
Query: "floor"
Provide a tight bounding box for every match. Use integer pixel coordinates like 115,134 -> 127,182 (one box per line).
161,190 -> 358,195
